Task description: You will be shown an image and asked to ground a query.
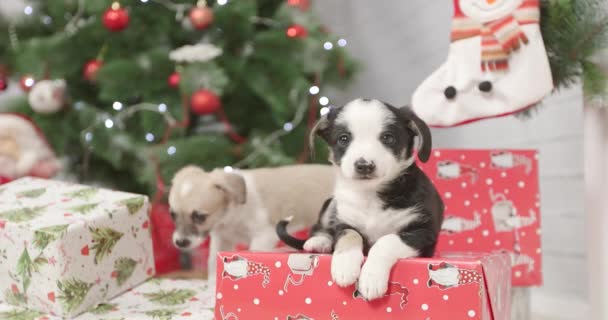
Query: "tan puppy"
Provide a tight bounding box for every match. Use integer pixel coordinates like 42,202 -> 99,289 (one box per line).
168,164 -> 335,282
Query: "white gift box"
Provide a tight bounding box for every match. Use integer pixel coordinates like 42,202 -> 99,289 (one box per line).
0,177 -> 156,317
0,279 -> 214,320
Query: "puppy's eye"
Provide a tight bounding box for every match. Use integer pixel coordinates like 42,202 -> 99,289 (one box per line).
337,133 -> 351,147
381,133 -> 396,146
170,211 -> 177,221
192,211 -> 207,224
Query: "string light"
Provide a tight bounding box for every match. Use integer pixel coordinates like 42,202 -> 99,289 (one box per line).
84,132 -> 93,142
158,103 -> 167,112
42,16 -> 53,25
223,166 -> 234,172
319,96 -> 329,106
337,38 -> 347,47
112,101 -> 123,111
23,77 -> 35,88
309,86 -> 319,95
167,146 -> 177,155
320,107 -> 330,116
217,0 -> 228,5
24,6 -> 33,15
323,41 -> 333,50
141,0 -> 150,2
145,133 -> 155,142
104,119 -> 114,128
283,122 -> 294,132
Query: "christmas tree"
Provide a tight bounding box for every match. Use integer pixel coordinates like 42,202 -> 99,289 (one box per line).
0,0 -> 356,195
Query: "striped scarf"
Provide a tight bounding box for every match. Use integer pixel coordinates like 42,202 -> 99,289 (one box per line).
451,0 -> 540,71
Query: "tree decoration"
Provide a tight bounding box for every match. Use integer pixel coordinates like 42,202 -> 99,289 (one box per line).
188,1 -> 214,30
28,79 -> 67,114
0,77 -> 7,91
169,44 -> 222,63
286,24 -> 307,38
287,0 -> 310,11
168,72 -> 180,88
102,2 -> 130,32
190,89 -> 221,115
83,60 -> 103,82
0,0 -> 357,197
19,74 -> 35,92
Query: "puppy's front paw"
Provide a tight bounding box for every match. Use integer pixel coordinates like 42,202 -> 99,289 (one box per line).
357,262 -> 390,301
331,250 -> 363,287
303,236 -> 332,253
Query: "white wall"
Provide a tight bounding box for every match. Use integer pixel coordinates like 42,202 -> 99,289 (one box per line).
315,1 -> 588,318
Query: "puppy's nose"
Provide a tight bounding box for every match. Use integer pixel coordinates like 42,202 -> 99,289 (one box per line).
175,238 -> 191,248
354,159 -> 376,175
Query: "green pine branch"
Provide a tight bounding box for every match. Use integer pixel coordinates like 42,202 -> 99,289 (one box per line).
33,224 -> 69,250
57,278 -> 93,313
89,227 -> 124,264
0,308 -> 44,320
114,257 -> 138,286
143,289 -> 197,306
68,203 -> 99,215
144,309 -> 178,320
0,206 -> 46,223
16,188 -> 46,198
118,197 -> 145,215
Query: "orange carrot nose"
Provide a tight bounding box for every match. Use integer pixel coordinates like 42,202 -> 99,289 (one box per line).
486,0 -> 497,4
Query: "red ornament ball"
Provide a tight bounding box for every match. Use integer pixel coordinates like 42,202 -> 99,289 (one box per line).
188,6 -> 214,30
19,75 -> 36,92
102,3 -> 130,32
168,72 -> 180,88
287,0 -> 310,10
190,89 -> 221,115
286,24 -> 307,38
0,78 -> 7,91
83,60 -> 103,82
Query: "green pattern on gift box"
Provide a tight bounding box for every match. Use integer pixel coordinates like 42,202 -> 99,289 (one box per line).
57,278 -> 93,313
144,309 -> 178,320
114,257 -> 138,286
33,224 -> 69,250
90,227 -> 124,264
69,203 -> 99,215
16,188 -> 46,198
64,187 -> 98,200
0,206 -> 45,223
143,289 -> 196,306
118,197 -> 145,215
88,302 -> 118,315
0,308 -> 45,320
4,289 -> 26,306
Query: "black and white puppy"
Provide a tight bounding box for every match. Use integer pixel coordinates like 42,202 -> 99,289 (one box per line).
277,99 -> 444,301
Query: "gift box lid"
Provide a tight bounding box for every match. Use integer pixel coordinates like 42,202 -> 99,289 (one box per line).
0,177 -> 148,229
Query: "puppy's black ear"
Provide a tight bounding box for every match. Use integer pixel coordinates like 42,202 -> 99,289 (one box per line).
308,114 -> 331,158
400,106 -> 432,163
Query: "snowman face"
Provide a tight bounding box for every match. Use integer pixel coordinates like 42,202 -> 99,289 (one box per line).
429,267 -> 460,286
459,0 -> 523,23
223,259 -> 248,277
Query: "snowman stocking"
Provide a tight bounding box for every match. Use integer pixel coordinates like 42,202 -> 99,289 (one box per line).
412,0 -> 553,127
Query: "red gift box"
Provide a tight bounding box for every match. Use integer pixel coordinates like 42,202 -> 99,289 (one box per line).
216,252 -> 511,320
419,149 -> 541,286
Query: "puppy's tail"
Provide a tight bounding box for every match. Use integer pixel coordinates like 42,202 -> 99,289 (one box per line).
276,216 -> 306,250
